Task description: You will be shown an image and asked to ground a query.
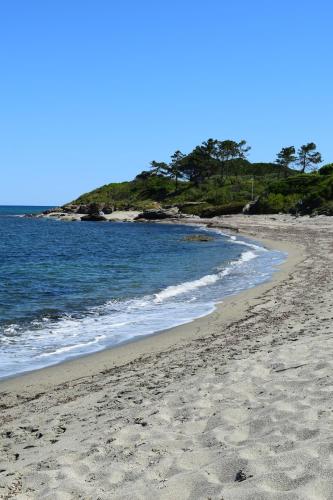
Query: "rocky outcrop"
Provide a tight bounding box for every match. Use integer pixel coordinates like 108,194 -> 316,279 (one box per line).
80,214 -> 107,221
42,207 -> 63,215
61,203 -> 115,215
135,207 -> 181,220
79,202 -> 107,221
62,204 -> 80,213
242,197 -> 260,214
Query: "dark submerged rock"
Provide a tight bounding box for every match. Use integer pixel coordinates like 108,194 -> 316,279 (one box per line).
183,234 -> 214,242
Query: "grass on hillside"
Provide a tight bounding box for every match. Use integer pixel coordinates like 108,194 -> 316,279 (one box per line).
71,162 -> 333,216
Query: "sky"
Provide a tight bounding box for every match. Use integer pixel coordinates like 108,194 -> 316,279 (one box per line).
0,1 -> 332,205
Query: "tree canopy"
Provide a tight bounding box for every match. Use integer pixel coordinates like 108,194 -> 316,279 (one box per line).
297,143 -> 322,173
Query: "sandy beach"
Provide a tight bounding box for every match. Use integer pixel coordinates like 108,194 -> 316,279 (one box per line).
1,214 -> 333,499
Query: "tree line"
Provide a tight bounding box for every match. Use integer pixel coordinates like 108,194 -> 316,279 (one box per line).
276,143 -> 322,174
136,139 -> 323,186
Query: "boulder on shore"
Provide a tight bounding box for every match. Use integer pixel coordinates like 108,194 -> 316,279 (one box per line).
242,197 -> 260,214
135,207 -> 181,220
42,207 -> 62,215
80,214 -> 107,222
62,204 -> 79,213
61,203 -> 114,215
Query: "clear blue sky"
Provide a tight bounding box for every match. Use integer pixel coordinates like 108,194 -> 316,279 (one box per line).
1,1 -> 332,205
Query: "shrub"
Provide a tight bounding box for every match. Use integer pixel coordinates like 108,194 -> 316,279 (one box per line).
180,203 -> 211,216
200,202 -> 245,217
294,194 -> 325,215
314,201 -> 333,215
319,163 -> 333,176
254,193 -> 300,214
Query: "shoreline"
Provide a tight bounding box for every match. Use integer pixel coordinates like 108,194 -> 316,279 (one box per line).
3,214 -> 333,499
0,226 -> 302,394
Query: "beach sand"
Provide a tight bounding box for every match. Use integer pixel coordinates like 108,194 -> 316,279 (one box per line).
1,214 -> 333,499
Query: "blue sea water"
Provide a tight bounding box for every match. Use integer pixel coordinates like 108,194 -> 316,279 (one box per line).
0,206 -> 285,379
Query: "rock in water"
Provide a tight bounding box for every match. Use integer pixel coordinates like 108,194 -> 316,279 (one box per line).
183,234 -> 214,242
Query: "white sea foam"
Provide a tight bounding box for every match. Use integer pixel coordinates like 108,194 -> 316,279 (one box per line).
154,249 -> 257,302
199,225 -> 267,252
38,335 -> 106,357
240,250 -> 257,261
154,273 -> 223,302
220,232 -> 267,252
231,239 -> 267,251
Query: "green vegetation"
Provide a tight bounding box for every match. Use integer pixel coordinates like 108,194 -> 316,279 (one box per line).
319,163 -> 333,176
71,139 -> 333,216
255,170 -> 333,214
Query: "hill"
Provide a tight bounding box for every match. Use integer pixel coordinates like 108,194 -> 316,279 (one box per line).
71,161 -> 293,214
69,140 -> 333,217
71,166 -> 333,217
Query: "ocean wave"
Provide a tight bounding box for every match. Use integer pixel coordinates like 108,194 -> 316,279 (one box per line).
154,249 -> 257,302
37,334 -> 106,358
199,225 -> 267,252
230,239 -> 267,252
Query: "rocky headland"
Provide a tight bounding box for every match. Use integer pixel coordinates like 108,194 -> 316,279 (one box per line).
29,202 -> 198,223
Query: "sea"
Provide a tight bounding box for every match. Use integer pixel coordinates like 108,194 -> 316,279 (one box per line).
0,206 -> 285,379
